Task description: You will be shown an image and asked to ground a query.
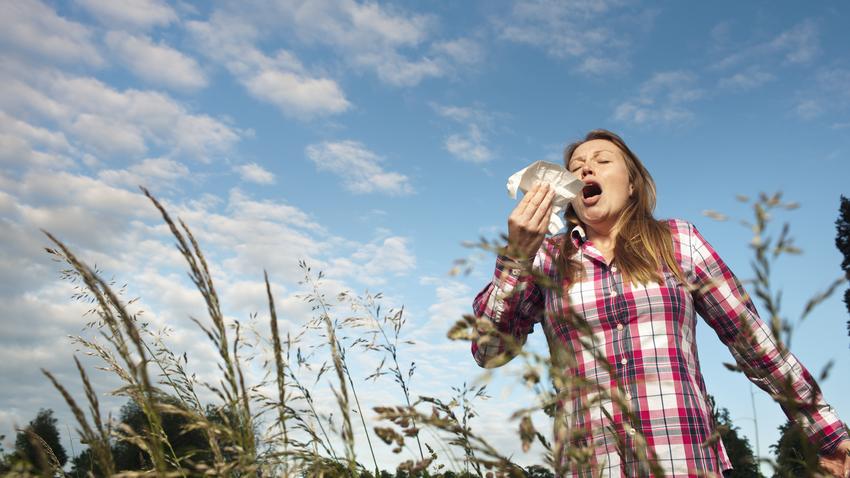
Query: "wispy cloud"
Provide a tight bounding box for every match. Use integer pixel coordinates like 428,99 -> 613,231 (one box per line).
0,62 -> 241,162
718,66 -> 775,90
106,31 -> 208,91
187,14 -> 351,119
0,111 -> 75,168
98,158 -> 191,191
613,71 -> 703,126
305,140 -> 413,195
77,0 -> 177,30
792,67 -> 850,120
235,162 -> 276,185
0,0 -> 103,66
254,0 -> 441,86
712,19 -> 821,71
195,0 -> 480,87
434,104 -> 497,163
494,0 -> 644,75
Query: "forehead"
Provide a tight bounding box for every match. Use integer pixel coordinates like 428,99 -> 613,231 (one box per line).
569,139 -> 624,162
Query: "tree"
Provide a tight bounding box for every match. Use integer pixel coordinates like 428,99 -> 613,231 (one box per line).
770,419 -> 819,478
69,395 -> 236,475
525,464 -> 555,478
12,408 -> 68,473
836,195 -> 850,337
69,448 -> 97,478
708,395 -> 763,477
112,397 -> 218,471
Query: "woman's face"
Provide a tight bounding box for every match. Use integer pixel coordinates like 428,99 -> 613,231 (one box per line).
567,139 -> 634,232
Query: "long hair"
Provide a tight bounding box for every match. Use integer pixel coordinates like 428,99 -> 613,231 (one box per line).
559,129 -> 685,286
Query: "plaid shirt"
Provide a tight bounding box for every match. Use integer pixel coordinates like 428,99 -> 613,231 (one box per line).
472,219 -> 847,477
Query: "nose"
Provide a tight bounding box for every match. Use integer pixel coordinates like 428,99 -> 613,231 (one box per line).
580,162 -> 593,177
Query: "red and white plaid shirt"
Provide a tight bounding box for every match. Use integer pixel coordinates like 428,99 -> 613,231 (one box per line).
472,219 -> 847,477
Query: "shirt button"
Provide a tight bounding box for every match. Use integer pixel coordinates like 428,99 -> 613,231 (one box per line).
625,393 -> 632,401
609,290 -> 617,298
611,265 -> 617,272
629,428 -> 636,436
620,358 -> 628,365
616,323 -> 624,331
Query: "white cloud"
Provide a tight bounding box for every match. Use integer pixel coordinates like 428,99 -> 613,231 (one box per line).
0,0 -> 103,65
712,19 -> 820,71
71,113 -> 148,156
243,68 -> 351,117
194,1 -> 476,87
445,127 -> 494,164
348,236 -> 416,285
422,279 -> 471,334
263,0 -> 442,85
0,63 -> 241,162
434,105 -> 497,163
613,71 -> 703,126
0,112 -> 75,168
235,162 -> 276,185
187,16 -> 351,118
769,19 -> 820,65
431,37 -> 485,66
495,0 -> 637,75
792,67 -> 850,120
98,157 -> 191,190
106,31 -> 207,91
77,0 -> 178,29
305,141 -> 413,195
578,56 -> 622,76
718,66 -> 775,90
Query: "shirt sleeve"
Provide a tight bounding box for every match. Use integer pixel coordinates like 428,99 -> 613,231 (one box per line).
471,253 -> 545,368
681,220 -> 849,454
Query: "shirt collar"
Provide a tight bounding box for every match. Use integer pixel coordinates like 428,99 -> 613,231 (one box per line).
569,224 -> 587,248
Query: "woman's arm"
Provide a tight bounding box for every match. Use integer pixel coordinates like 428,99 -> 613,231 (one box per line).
471,255 -> 545,367
471,183 -> 554,368
678,220 -> 849,457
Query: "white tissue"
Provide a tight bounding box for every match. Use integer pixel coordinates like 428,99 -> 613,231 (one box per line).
506,160 -> 585,235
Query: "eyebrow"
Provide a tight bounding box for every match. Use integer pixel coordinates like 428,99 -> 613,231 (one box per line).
570,150 -> 614,163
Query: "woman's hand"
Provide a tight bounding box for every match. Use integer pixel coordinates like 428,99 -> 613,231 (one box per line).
506,182 -> 555,261
820,439 -> 850,478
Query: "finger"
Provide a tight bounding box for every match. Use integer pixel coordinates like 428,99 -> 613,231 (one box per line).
531,190 -> 556,231
820,457 -> 839,477
843,454 -> 849,478
515,183 -> 541,217
539,202 -> 555,233
520,183 -> 550,220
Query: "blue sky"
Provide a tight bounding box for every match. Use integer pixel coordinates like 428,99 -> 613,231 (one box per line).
1,0 -> 849,473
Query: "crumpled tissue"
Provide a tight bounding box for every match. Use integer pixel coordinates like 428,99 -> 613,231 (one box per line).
506,160 -> 585,235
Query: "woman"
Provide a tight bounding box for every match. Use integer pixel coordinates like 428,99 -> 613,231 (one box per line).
471,129 -> 849,477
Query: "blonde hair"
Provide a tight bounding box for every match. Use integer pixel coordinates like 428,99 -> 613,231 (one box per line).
560,129 -> 685,286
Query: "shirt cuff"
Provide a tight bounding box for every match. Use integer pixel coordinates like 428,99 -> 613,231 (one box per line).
495,255 -> 533,284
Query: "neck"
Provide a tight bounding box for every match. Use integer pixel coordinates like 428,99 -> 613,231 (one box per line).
585,222 -> 618,258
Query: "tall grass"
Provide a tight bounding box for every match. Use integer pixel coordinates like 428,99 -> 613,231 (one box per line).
5,190 -> 841,478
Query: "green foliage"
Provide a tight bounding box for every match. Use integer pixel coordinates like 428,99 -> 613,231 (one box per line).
67,396 -> 240,476
835,195 -> 850,333
11,408 -> 68,474
708,396 -> 763,478
770,420 -> 820,478
524,464 -> 554,478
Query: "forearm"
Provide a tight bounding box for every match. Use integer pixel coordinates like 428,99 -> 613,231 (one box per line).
471,255 -> 541,367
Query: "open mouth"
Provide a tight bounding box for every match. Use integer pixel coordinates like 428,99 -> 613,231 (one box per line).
582,182 -> 602,200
